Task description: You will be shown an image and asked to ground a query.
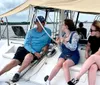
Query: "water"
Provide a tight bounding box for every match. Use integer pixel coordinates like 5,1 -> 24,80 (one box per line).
0,23 -> 92,39
0,25 -> 28,38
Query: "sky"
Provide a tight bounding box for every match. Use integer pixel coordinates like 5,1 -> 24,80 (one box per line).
0,0 -> 28,22
0,0 -> 97,22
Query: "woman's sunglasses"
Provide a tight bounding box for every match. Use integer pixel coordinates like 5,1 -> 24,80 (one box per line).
90,29 -> 98,32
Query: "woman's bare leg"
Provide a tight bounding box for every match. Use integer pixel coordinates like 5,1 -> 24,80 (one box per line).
48,58 -> 65,81
63,59 -> 75,82
75,55 -> 95,79
88,51 -> 100,85
88,64 -> 98,85
94,55 -> 100,69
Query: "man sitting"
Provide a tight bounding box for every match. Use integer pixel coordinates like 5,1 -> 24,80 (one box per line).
76,22 -> 87,39
0,16 -> 51,82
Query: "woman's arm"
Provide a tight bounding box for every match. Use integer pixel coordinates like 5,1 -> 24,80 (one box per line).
95,48 -> 100,55
85,42 -> 91,59
63,33 -> 79,51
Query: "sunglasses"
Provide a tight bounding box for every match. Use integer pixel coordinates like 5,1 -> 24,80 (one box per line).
90,29 -> 98,32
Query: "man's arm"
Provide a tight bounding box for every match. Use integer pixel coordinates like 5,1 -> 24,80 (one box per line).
41,28 -> 51,54
41,45 -> 49,56
35,28 -> 51,59
24,30 -> 36,54
34,45 -> 49,59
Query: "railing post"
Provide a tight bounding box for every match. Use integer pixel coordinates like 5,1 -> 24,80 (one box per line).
5,17 -> 10,46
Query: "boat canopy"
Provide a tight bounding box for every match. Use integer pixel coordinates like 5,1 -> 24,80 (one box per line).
0,0 -> 100,18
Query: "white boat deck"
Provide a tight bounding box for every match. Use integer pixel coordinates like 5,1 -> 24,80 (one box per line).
0,39 -> 43,85
0,39 -> 100,85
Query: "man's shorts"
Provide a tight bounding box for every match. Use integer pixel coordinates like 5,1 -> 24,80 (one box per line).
13,47 -> 38,64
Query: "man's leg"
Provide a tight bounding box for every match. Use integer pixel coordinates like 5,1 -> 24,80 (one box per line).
12,53 -> 34,82
0,59 -> 20,76
18,53 -> 34,73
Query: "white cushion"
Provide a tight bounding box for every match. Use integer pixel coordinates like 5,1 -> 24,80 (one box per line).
2,53 -> 15,59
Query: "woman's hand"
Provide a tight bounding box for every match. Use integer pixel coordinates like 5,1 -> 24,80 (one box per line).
56,37 -> 69,44
60,37 -> 65,43
56,37 -> 60,44
63,37 -> 69,43
85,52 -> 89,59
56,37 -> 64,44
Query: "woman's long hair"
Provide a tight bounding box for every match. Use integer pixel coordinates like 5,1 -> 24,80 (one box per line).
92,20 -> 100,32
64,19 -> 76,31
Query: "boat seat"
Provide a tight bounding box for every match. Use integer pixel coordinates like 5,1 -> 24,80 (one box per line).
2,45 -> 19,59
70,63 -> 83,71
12,26 -> 26,38
78,39 -> 88,44
70,63 -> 100,76
70,46 -> 100,76
69,46 -> 85,73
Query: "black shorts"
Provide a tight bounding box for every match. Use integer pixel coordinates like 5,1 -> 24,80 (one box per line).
13,47 -> 38,64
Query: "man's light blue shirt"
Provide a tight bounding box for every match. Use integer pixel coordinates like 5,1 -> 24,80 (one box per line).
24,27 -> 51,54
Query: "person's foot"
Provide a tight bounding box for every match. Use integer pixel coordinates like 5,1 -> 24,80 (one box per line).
68,78 -> 79,85
44,75 -> 49,81
45,80 -> 51,85
12,73 -> 20,82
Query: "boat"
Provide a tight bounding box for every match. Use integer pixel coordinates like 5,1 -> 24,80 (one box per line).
0,0 -> 100,85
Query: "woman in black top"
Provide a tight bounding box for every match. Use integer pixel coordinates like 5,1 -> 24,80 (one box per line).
68,20 -> 100,85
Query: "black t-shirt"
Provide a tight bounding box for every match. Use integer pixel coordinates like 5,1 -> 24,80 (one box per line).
88,36 -> 100,54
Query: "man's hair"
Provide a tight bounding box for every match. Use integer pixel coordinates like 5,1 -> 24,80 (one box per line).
35,16 -> 45,23
79,22 -> 83,28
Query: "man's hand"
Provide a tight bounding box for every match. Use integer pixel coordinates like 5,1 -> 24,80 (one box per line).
34,52 -> 41,59
42,45 -> 48,52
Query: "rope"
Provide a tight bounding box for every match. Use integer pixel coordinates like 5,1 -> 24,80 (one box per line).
26,57 -> 48,81
36,16 -> 57,44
